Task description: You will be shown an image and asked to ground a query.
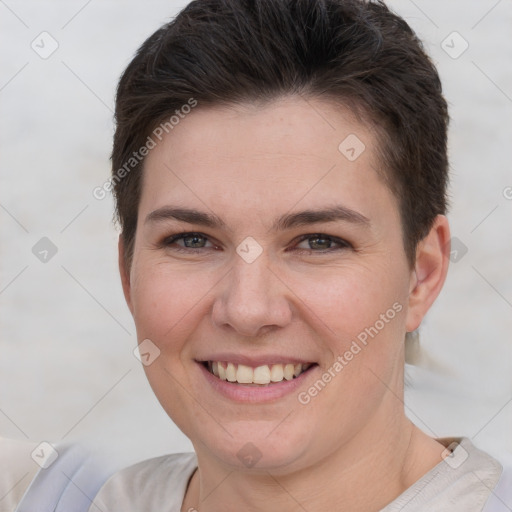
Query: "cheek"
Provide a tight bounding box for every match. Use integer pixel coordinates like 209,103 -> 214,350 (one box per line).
292,261 -> 408,344
130,261 -> 213,349
290,265 -> 408,437
290,259 -> 410,413
129,261 -> 213,432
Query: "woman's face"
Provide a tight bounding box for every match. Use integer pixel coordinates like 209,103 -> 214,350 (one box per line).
122,97 -> 422,472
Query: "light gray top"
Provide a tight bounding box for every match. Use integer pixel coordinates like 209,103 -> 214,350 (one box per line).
90,437 -> 510,512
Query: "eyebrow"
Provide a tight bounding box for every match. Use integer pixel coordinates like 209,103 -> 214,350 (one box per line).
145,205 -> 370,230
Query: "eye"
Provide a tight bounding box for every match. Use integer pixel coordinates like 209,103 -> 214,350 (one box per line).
162,232 -> 217,251
160,232 -> 350,254
293,234 -> 352,252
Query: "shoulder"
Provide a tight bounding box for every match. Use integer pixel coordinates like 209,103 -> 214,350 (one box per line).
0,437 -> 40,511
382,437 -> 507,512
438,438 -> 512,512
482,449 -> 512,512
0,438 -> 116,512
89,452 -> 197,512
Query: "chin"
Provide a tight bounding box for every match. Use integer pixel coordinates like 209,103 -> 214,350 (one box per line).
191,421 -> 313,473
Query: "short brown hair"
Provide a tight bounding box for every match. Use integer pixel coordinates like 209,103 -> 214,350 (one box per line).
112,0 -> 449,267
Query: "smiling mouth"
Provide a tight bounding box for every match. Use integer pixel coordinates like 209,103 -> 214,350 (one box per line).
202,361 -> 316,386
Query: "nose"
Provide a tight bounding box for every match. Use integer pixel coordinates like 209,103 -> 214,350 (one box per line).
211,253 -> 293,338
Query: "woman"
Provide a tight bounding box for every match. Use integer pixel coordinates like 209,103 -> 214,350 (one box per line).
91,0 -> 512,510
6,0 -> 510,511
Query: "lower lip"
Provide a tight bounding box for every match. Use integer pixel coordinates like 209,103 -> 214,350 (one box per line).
197,362 -> 317,403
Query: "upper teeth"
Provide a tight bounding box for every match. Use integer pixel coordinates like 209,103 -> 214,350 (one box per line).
209,362 -> 311,385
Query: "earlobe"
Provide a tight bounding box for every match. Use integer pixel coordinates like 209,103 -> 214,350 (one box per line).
118,236 -> 133,314
406,215 -> 450,332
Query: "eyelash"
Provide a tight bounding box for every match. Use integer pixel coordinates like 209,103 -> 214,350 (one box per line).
161,232 -> 352,254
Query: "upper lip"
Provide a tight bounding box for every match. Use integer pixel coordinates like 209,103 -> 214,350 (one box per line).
196,353 -> 317,368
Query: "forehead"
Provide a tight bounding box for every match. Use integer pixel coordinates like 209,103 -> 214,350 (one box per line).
139,97 -> 397,226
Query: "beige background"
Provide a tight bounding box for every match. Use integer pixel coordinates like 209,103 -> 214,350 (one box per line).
1,0 -> 511,468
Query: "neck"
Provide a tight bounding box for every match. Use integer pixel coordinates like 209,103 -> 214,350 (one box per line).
182,413 -> 445,512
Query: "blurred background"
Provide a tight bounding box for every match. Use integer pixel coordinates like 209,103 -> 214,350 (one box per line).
1,0 -> 511,469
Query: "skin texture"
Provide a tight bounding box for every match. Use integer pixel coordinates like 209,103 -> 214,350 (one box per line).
119,96 -> 451,512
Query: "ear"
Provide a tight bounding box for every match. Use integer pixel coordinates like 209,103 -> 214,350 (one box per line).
118,235 -> 134,315
406,215 -> 450,332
